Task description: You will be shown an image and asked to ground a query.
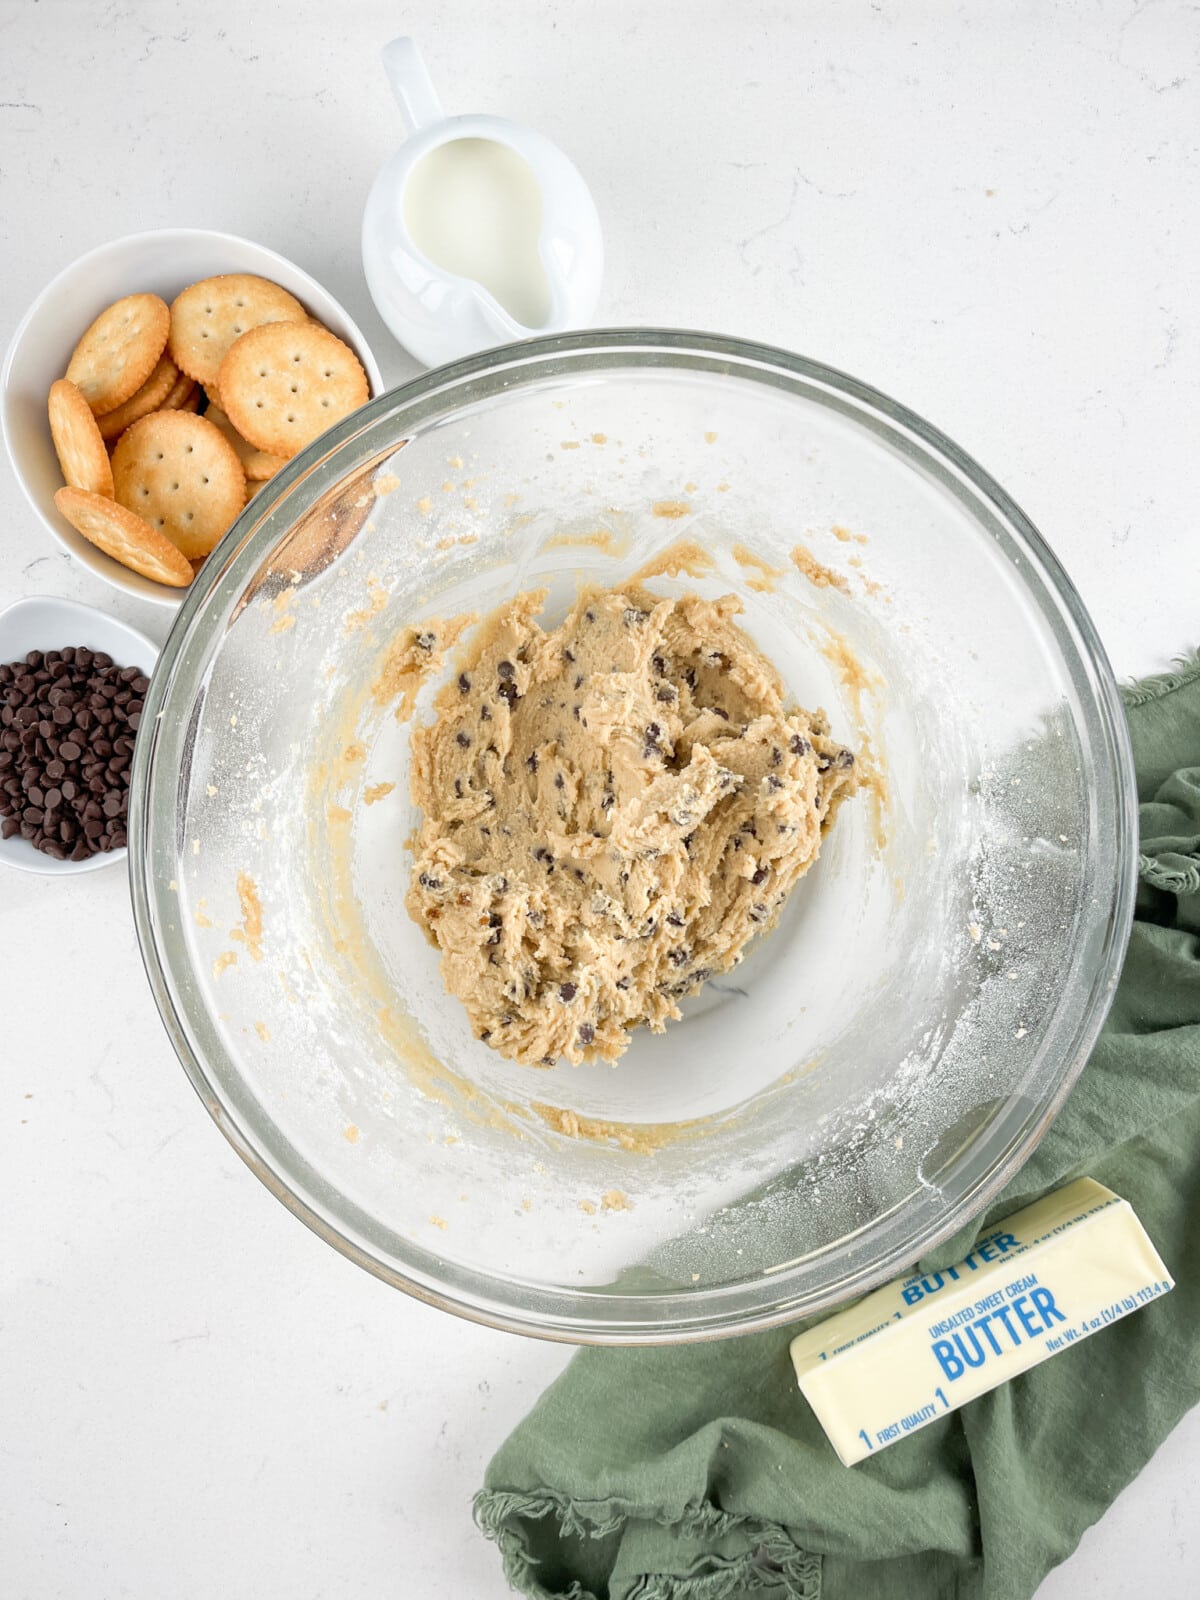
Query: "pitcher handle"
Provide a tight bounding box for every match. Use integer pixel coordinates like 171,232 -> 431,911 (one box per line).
382,36 -> 444,138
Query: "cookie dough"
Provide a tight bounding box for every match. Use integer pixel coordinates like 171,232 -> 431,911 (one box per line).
406,583 -> 858,1066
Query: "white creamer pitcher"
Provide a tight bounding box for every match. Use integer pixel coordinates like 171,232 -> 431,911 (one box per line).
362,38 -> 604,369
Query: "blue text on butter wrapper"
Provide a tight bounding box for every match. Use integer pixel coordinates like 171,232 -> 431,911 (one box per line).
900,1231 -> 1021,1306
930,1286 -> 1066,1380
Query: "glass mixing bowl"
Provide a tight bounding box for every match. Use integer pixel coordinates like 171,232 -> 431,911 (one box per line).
129,332 -> 1136,1343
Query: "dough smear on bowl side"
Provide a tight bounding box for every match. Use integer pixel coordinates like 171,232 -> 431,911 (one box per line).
406,582 -> 858,1067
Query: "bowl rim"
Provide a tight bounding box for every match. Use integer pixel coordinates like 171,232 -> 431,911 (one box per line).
0,226 -> 386,612
0,595 -> 159,876
128,328 -> 1139,1343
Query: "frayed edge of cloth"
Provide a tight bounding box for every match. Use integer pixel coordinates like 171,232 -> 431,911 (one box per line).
1139,852 -> 1200,897
623,1528 -> 822,1600
1121,650 -> 1200,707
473,1489 -> 821,1600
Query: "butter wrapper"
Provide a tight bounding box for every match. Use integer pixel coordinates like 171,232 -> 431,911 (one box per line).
790,1177 -> 1174,1466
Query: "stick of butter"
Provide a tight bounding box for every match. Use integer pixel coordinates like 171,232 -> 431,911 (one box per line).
790,1177 -> 1174,1466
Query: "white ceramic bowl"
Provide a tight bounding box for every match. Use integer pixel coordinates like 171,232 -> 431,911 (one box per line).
0,596 -> 159,876
1,229 -> 385,610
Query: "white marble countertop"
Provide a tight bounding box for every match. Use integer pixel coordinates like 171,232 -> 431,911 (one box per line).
2,2 -> 1198,1595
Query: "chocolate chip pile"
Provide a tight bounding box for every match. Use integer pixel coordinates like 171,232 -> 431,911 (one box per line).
0,647 -> 148,861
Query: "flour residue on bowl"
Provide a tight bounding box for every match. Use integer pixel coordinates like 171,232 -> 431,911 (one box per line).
530,1100 -> 713,1154
818,627 -> 888,836
732,543 -> 786,593
345,576 -> 391,635
790,542 -> 851,595
544,527 -> 632,558
231,871 -> 265,961
630,538 -> 714,582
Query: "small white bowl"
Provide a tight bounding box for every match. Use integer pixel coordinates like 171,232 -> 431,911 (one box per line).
0,596 -> 159,876
1,228 -> 386,610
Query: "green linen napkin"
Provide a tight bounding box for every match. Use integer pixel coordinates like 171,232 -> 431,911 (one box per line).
475,653 -> 1200,1600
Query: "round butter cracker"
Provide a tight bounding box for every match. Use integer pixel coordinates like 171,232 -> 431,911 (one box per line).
48,379 -> 114,497
204,403 -> 288,481
65,293 -> 170,416
162,370 -> 198,411
169,274 -> 307,388
96,354 -> 181,441
112,411 -> 246,560
54,486 -> 193,587
218,321 -> 368,459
